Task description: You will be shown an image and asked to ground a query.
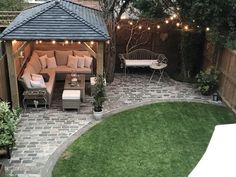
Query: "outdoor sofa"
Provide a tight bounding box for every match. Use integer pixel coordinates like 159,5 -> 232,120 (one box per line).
119,49 -> 167,75
19,50 -> 93,106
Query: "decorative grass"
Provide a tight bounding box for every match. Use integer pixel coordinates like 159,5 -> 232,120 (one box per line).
52,102 -> 236,177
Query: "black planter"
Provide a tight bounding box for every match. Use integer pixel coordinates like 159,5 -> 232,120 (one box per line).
0,146 -> 12,159
0,163 -> 5,177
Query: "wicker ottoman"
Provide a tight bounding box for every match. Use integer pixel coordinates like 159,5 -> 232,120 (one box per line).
62,90 -> 81,113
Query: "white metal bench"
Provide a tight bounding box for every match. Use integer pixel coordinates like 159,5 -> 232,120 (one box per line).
119,49 -> 167,75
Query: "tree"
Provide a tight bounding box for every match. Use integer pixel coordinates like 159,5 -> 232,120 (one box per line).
0,0 -> 25,11
99,0 -> 132,82
134,0 -> 236,48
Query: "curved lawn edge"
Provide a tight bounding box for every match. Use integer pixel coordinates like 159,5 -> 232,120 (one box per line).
42,98 -> 223,177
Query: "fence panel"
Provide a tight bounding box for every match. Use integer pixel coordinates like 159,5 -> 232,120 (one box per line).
217,49 -> 236,111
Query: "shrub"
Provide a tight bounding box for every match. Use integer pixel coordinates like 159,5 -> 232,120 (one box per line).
196,67 -> 219,95
0,102 -> 20,147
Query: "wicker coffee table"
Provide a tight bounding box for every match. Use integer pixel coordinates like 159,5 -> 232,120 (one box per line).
64,74 -> 85,102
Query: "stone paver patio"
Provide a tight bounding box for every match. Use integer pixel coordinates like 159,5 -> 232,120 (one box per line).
0,73 -> 221,177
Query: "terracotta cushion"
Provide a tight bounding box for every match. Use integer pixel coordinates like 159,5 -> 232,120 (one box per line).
55,50 -> 73,66
73,50 -> 90,57
34,50 -> 54,58
28,52 -> 41,73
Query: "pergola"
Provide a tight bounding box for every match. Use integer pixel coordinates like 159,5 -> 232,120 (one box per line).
0,0 -> 109,107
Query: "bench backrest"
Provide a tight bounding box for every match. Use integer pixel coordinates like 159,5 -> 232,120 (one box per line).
119,49 -> 168,63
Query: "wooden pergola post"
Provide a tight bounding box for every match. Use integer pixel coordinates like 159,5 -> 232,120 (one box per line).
5,41 -> 20,108
96,41 -> 104,76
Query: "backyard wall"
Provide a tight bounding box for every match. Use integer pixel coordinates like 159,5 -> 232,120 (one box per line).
203,42 -> 236,113
116,20 -> 181,72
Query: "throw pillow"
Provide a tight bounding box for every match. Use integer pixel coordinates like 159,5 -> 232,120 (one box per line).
30,80 -> 46,88
77,56 -> 85,68
39,55 -> 47,69
31,73 -> 43,81
47,57 -> 57,68
31,74 -> 46,88
67,55 -> 78,69
84,56 -> 93,68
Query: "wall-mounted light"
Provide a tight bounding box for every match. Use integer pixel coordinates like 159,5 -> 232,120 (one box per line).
12,40 -> 17,45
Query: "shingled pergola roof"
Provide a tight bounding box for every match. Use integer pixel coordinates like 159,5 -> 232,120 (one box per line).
0,0 -> 109,41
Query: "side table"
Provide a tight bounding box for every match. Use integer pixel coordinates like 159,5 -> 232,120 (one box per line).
149,62 -> 167,82
23,90 -> 47,110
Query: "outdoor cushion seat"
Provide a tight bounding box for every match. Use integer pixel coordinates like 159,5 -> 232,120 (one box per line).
19,50 -> 93,107
125,60 -> 157,67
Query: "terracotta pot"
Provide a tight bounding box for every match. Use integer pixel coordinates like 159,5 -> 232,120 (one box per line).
0,163 -> 5,177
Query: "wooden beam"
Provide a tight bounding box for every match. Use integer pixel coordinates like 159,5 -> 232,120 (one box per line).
96,42 -> 104,76
13,41 -> 30,58
82,42 -> 97,58
5,41 -> 20,108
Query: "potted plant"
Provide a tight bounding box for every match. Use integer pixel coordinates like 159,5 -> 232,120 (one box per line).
196,66 -> 219,96
0,101 -> 20,159
92,75 -> 106,120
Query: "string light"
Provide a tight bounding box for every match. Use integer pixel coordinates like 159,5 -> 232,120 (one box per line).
138,25 -> 142,30
71,40 -> 74,44
176,22 -> 180,27
65,40 -> 69,44
117,25 -> 121,29
173,14 -> 177,18
52,40 -> 56,44
129,21 -> 133,25
35,40 -> 39,44
206,27 -> 210,31
170,16 -> 174,20
106,40 -> 110,44
39,40 -> 42,44
157,25 -> 160,29
184,25 -> 189,30
78,41 -> 81,44
165,20 -> 169,24
192,19 -> 195,23
148,27 -> 151,30
90,41 -> 94,45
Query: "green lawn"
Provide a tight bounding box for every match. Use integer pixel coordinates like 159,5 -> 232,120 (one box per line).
52,102 -> 236,177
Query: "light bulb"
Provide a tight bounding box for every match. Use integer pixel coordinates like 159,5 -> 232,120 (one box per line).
165,20 -> 169,24
157,25 -> 160,29
52,40 -> 56,44
138,25 -> 142,29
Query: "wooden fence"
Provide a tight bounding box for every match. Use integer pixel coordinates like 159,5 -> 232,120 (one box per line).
204,42 -> 236,113
217,49 -> 236,112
